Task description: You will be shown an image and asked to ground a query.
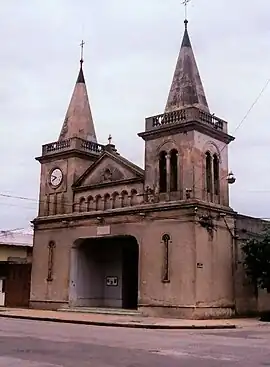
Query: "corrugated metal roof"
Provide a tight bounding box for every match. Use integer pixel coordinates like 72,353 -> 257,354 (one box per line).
0,228 -> 33,247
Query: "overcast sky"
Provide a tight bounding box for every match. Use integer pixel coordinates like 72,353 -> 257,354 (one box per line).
0,0 -> 270,230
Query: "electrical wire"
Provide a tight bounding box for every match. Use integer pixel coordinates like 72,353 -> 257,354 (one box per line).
0,80 -> 269,225
192,77 -> 270,190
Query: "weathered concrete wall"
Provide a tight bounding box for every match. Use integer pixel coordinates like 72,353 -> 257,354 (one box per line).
194,214 -> 234,317
31,204 -> 236,318
235,214 -> 270,315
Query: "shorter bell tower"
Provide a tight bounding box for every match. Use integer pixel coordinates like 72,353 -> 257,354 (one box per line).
36,45 -> 104,217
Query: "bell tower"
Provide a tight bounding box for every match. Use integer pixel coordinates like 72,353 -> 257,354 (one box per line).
139,20 -> 235,207
36,43 -> 104,217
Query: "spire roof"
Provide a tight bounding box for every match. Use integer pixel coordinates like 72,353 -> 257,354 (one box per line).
76,61 -> 85,83
58,60 -> 97,142
165,20 -> 209,114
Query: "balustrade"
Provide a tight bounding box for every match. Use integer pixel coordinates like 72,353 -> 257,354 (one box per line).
145,107 -> 226,133
42,137 -> 105,156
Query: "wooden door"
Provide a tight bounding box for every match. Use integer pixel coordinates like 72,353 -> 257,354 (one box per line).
5,264 -> 32,308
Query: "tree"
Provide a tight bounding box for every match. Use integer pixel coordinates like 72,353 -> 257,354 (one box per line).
242,229 -> 270,296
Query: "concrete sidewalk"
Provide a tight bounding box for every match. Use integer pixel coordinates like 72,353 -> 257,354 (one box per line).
0,307 -> 262,329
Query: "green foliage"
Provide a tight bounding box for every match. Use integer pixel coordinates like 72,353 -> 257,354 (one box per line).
242,230 -> 270,294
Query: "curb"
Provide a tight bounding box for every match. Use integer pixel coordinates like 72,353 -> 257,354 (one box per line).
0,314 -> 237,330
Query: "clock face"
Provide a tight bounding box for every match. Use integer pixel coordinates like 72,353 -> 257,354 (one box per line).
50,168 -> 63,187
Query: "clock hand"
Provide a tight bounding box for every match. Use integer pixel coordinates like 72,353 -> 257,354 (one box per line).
51,176 -> 57,182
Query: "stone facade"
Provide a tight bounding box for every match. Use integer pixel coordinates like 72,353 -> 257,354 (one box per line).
30,21 -> 268,319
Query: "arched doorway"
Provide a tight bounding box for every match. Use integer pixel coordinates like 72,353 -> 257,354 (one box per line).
70,235 -> 139,310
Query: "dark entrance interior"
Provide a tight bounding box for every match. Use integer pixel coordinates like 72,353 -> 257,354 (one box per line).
122,241 -> 138,309
76,235 -> 139,310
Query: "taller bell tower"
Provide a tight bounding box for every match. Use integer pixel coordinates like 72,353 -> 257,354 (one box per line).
139,20 -> 235,207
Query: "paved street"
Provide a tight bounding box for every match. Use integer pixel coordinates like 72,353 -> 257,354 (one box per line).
0,318 -> 269,366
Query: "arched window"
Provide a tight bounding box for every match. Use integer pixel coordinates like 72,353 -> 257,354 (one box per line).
170,149 -> 178,192
159,151 -> 167,193
121,190 -> 129,207
162,234 -> 170,282
87,196 -> 94,211
213,154 -> 220,196
130,189 -> 138,206
205,152 -> 212,195
95,195 -> 102,211
79,197 -> 86,212
104,193 -> 110,210
112,192 -> 120,209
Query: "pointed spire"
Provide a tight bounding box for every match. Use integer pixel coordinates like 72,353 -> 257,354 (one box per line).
76,61 -> 85,84
58,42 -> 97,142
165,20 -> 209,114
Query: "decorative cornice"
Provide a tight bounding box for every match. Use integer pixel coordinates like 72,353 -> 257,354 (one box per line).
35,149 -> 100,163
73,177 -> 143,192
33,199 -> 236,226
138,120 -> 234,144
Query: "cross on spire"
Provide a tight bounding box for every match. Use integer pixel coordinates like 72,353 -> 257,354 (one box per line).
80,40 -> 85,64
108,134 -> 112,145
182,0 -> 191,23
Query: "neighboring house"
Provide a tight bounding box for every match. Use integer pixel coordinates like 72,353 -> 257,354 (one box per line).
30,19 -> 270,318
235,216 -> 270,315
0,228 -> 33,307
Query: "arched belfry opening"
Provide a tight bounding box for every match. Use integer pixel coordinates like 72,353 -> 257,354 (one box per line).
69,235 -> 139,310
213,153 -> 220,196
170,149 -> 178,192
205,151 -> 212,196
159,151 -> 167,193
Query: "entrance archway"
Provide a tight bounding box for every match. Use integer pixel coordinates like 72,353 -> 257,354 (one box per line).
70,235 -> 139,310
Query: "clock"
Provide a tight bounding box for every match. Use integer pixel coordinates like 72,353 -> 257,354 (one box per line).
50,168 -> 63,187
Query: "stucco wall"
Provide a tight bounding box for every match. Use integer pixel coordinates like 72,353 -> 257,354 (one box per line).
235,215 -> 270,315
195,216 -> 234,312
31,205 -> 235,318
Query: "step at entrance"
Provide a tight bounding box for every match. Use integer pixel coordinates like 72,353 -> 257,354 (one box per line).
58,306 -> 141,317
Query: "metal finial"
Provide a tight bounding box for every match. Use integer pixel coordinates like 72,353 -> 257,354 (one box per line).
182,0 -> 191,23
108,134 -> 112,145
80,40 -> 85,65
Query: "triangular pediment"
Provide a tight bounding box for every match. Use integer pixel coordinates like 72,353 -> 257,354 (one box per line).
74,151 -> 144,188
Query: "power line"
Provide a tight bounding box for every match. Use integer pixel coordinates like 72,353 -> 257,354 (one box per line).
192,76 -> 270,190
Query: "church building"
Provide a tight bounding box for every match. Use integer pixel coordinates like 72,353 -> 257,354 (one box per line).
30,20 -> 264,319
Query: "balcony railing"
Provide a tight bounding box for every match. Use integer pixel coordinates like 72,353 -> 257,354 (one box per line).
145,107 -> 227,133
42,137 -> 105,156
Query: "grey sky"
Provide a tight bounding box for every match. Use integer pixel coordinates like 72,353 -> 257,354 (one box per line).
0,0 -> 270,229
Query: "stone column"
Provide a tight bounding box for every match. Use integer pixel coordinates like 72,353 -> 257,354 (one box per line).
210,154 -> 214,202
53,194 -> 57,215
69,246 -> 79,307
166,153 -> 171,193
45,194 -> 49,216
176,152 -> 181,197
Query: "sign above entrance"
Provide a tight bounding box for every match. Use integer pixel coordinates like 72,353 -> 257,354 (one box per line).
106,276 -> 118,287
97,225 -> 111,236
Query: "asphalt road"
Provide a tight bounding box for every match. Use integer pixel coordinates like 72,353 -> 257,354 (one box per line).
0,318 -> 269,366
